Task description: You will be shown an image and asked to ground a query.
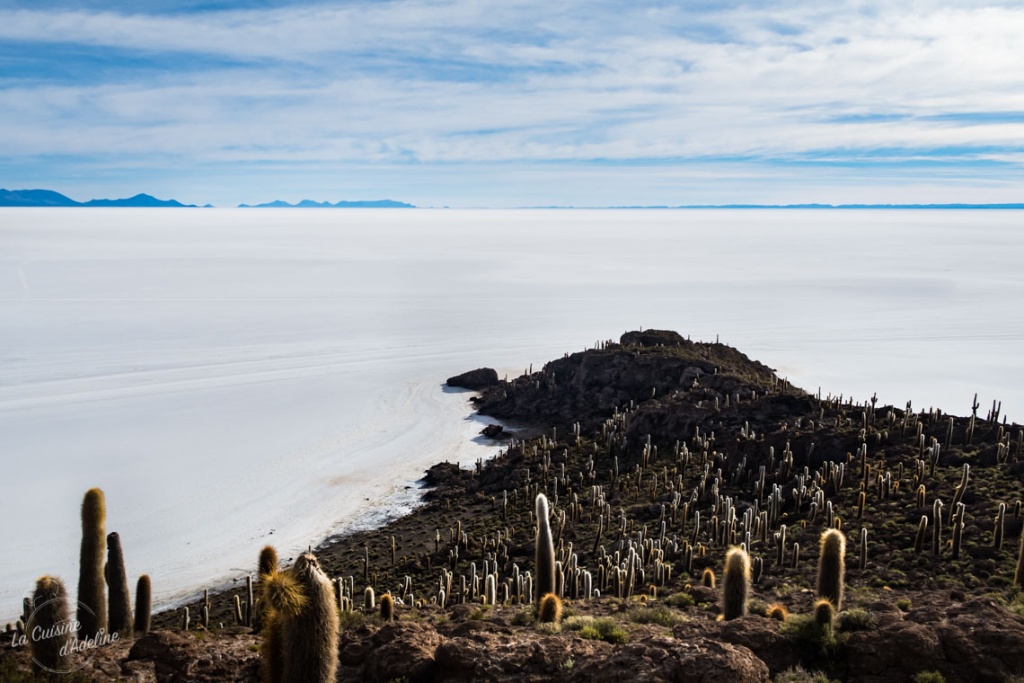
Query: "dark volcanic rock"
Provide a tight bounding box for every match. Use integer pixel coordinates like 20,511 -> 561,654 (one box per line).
620,329 -> 687,347
481,424 -> 504,438
340,622 -> 441,683
473,332 -> 780,433
447,368 -> 500,390
421,462 -> 468,487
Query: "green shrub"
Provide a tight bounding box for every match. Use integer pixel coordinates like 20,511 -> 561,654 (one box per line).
912,673 -> 946,683
896,598 -> 912,612
467,605 -> 491,621
563,615 -> 594,631
664,592 -> 695,608
782,614 -> 839,656
627,606 -> 684,627
837,608 -> 876,632
748,598 -> 769,617
535,621 -> 561,635
576,617 -> 629,644
773,665 -> 839,683
338,610 -> 364,631
511,608 -> 535,626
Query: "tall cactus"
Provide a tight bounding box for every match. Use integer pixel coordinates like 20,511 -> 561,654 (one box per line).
28,576 -> 71,674
106,532 -> 132,637
255,545 -> 279,632
380,593 -> 394,623
816,529 -> 846,610
77,488 -> 107,639
721,547 -> 750,620
1015,528 -> 1024,588
534,494 -> 556,609
281,553 -> 338,683
261,552 -> 338,683
134,575 -> 151,635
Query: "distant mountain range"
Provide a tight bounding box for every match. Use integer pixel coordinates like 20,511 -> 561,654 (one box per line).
2,188 -> 1020,210
0,188 -> 415,208
238,199 -> 415,208
0,188 -> 201,207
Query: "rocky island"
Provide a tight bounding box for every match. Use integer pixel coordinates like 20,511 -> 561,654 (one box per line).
4,330 -> 1024,682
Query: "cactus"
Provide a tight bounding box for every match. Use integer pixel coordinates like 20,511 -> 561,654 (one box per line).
932,499 -> 944,557
951,504 -> 965,560
701,568 -> 716,588
106,532 -> 133,637
537,592 -> 562,624
243,575 -> 254,627
994,503 -> 1006,550
380,593 -> 394,622
77,488 -> 107,639
261,553 -> 339,683
364,586 -> 375,610
859,527 -> 868,570
721,548 -> 750,621
134,575 -> 151,635
534,494 -> 556,609
815,529 -> 845,610
28,576 -> 71,674
1015,528 -> 1024,588
254,545 -> 279,632
751,556 -> 763,584
914,516 -> 928,554
766,603 -> 788,622
813,598 -> 835,630
485,574 -> 497,606
259,546 -> 279,577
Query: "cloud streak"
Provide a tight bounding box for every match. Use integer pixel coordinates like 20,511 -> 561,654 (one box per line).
1,0 -> 1023,204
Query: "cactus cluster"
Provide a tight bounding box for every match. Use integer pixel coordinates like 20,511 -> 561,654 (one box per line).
261,551 -> 338,683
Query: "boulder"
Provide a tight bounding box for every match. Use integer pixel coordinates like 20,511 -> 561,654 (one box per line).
447,368 -> 500,390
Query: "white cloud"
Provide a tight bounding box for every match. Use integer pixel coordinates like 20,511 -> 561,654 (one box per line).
1,0 -> 1024,202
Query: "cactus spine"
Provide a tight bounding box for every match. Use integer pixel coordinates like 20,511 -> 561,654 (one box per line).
534,494 -> 556,609
721,547 -> 750,620
77,488 -> 107,639
815,529 -> 846,610
28,576 -> 71,674
134,575 -> 151,635
106,532 -> 132,637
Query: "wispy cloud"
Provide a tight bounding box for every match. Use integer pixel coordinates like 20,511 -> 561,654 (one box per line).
1,0 -> 1023,204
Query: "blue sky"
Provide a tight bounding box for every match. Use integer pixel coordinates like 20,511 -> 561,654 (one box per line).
1,0 -> 1023,206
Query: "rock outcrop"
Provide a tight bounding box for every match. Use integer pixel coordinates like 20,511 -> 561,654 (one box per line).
446,368 -> 500,390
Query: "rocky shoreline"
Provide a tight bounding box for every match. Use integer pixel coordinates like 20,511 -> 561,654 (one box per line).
5,329 -> 1024,682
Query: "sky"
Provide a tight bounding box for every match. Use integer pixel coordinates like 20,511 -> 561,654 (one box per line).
1,0 -> 1023,207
